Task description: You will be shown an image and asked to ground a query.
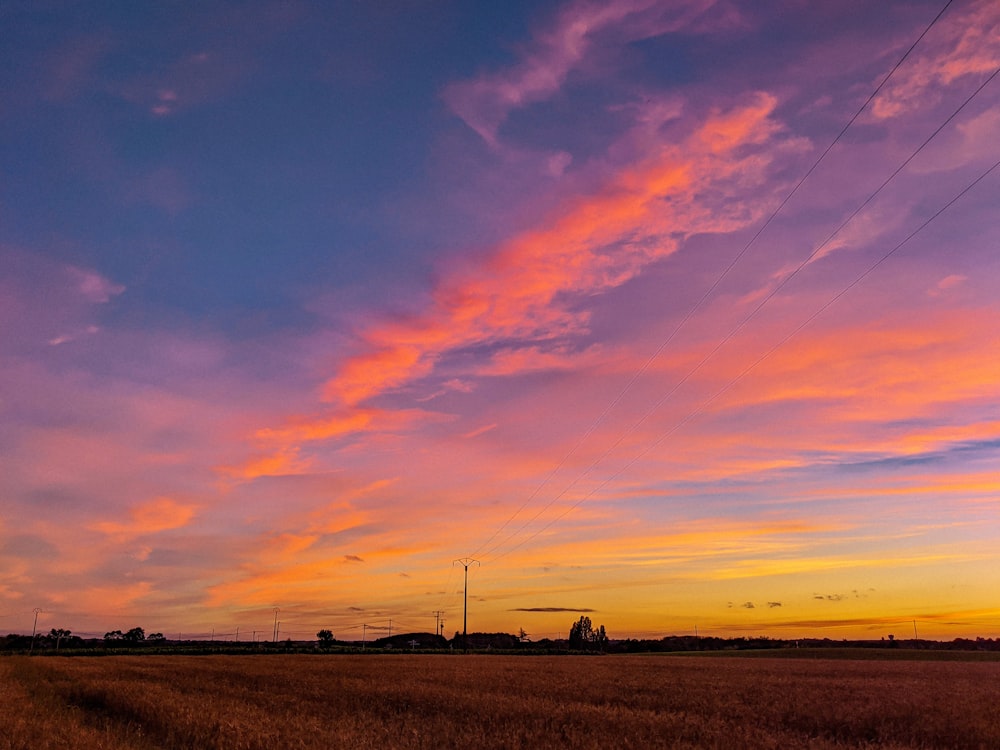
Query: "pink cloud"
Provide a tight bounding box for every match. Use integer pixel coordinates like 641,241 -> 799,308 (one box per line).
67,266 -> 125,303
870,0 -> 1000,120
0,250 -> 127,353
118,49 -> 255,117
473,344 -> 608,377
226,91 -> 800,490
462,423 -> 498,439
89,497 -> 197,539
443,0 -> 728,146
316,92 -> 782,410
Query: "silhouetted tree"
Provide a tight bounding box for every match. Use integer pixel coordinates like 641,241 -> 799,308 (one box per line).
48,628 -> 71,650
123,627 -> 145,642
595,624 -> 608,649
148,632 -> 166,642
316,629 -> 334,646
569,616 -> 609,651
569,616 -> 593,649
104,629 -> 124,641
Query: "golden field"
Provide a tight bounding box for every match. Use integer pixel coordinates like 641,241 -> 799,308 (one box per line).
2,653 -> 999,749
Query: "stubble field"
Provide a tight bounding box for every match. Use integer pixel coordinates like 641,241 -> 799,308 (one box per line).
2,653 -> 998,749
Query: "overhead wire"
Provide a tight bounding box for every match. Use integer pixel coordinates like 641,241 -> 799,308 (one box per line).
464,0 -> 959,562
475,8 -> 989,564
479,59 -> 1000,563
487,154 -> 1000,563
483,67 -> 1000,557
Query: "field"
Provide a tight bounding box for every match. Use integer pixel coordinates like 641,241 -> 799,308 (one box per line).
3,653 -> 999,749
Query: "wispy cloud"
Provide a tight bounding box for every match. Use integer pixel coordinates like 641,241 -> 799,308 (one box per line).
90,497 -> 196,540
443,0 -> 734,146
236,91 -> 791,477
870,0 -> 1000,120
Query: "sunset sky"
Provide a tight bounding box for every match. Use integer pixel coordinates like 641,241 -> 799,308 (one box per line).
2,0 -> 999,643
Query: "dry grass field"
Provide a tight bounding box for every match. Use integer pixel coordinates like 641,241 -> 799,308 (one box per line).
2,653 -> 998,749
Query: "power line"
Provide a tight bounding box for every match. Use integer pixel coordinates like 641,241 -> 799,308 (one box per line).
432,555 -> 460,621
478,58 -> 1000,564
487,155 -> 1000,563
464,0 -> 959,562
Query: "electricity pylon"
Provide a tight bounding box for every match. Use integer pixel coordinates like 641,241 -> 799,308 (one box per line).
453,558 -> 479,650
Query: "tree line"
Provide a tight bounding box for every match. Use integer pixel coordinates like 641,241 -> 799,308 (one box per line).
6,620 -> 1000,654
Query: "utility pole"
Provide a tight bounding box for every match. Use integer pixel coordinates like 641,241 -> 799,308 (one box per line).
453,558 -> 480,650
913,620 -> 918,639
362,623 -> 367,650
273,607 -> 280,643
388,619 -> 392,639
433,611 -> 444,637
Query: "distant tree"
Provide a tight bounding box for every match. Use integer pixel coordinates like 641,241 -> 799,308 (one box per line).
595,624 -> 609,649
569,616 -> 609,651
104,630 -> 124,641
569,616 -> 594,649
316,629 -> 334,646
123,627 -> 146,642
147,632 -> 166,642
518,627 -> 530,643
49,628 -> 71,650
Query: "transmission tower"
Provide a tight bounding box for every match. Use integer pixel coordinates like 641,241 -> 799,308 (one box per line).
453,558 -> 480,650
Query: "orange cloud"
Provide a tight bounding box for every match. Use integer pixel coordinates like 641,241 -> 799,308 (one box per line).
306,496 -> 376,535
489,517 -> 851,572
695,304 -> 1000,453
204,540 -> 438,609
222,408 -> 453,480
255,409 -> 378,442
462,423 -> 498,439
711,551 -> 985,581
324,346 -> 432,406
42,581 -> 155,616
89,497 -> 196,539
223,94 -> 789,499
308,93 -> 779,421
474,344 -> 608,377
261,533 -> 319,564
221,448 -> 310,480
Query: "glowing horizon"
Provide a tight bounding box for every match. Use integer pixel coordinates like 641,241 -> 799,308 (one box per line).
2,0 -> 999,643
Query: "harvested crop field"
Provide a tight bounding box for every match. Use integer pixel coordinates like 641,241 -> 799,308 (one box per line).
2,653 -> 998,749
